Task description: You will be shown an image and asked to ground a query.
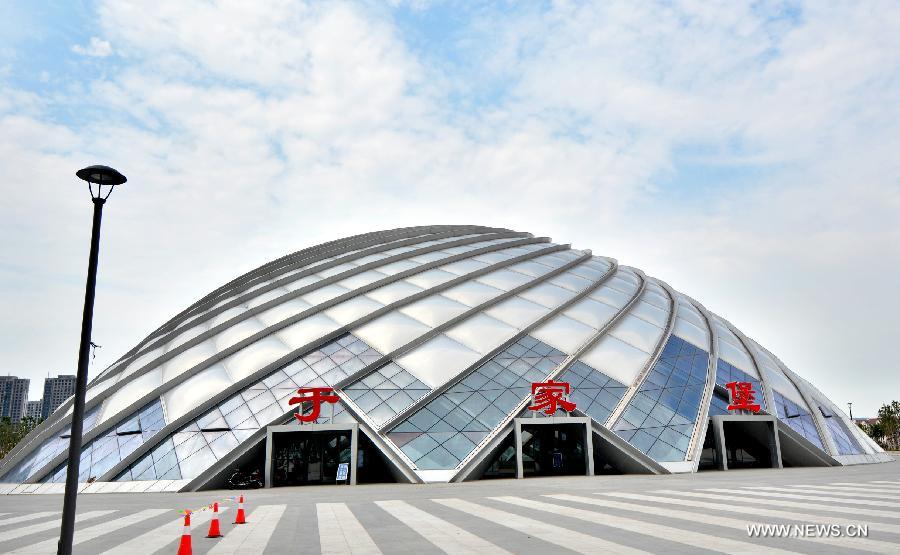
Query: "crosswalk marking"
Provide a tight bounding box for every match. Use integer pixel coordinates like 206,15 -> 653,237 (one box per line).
742,486 -> 900,503
98,506 -> 228,555
590,492 -> 900,551
833,482 -> 900,490
208,504 -> 286,554
704,488 -> 900,508
375,499 -> 511,555
0,512 -> 59,528
871,481 -> 900,485
793,484 -> 900,497
317,503 -> 381,555
0,510 -> 113,544
13,509 -> 170,554
499,495 -> 802,555
656,489 -> 900,520
434,497 -> 649,555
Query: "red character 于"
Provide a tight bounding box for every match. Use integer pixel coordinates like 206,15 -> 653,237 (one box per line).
528,379 -> 577,416
725,381 -> 761,413
288,387 -> 340,423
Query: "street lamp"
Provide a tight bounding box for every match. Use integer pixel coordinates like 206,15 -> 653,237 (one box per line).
847,402 -> 854,421
58,165 -> 126,555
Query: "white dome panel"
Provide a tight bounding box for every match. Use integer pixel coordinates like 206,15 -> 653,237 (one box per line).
257,298 -> 312,327
563,297 -> 619,330
580,334 -> 652,386
395,334 -> 482,389
354,311 -> 432,355
324,296 -> 386,326
222,336 -> 291,382
483,296 -> 552,330
399,295 -> 470,328
532,314 -> 595,354
163,364 -> 233,422
445,313 -> 518,355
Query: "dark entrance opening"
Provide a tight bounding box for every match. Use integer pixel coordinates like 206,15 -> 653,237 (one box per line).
591,433 -> 624,475
272,429 -> 351,486
722,420 -> 776,469
481,432 -> 517,479
698,425 -> 719,471
355,431 -> 395,484
521,423 -> 586,477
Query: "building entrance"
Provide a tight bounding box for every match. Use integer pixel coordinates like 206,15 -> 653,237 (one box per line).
512,417 -> 595,478
700,415 -> 782,471
521,423 -> 586,476
271,429 -> 351,486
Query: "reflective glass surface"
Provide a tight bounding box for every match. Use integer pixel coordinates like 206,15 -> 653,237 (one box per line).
613,335 -> 709,462
45,400 -> 165,482
1,404 -> 101,483
388,336 -> 566,470
819,405 -> 863,455
557,361 -> 626,425
115,334 -> 376,481
772,389 -> 824,450
344,363 -> 431,427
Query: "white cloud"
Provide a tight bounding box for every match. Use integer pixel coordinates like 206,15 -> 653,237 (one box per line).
71,36 -> 112,57
1,1 -> 898,416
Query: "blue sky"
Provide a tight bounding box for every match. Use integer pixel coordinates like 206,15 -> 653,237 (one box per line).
0,0 -> 898,417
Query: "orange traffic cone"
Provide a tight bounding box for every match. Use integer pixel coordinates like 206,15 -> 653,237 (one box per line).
206,502 -> 223,538
177,512 -> 192,555
234,494 -> 247,524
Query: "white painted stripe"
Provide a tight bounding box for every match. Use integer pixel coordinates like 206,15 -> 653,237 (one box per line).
14,509 -> 170,554
795,484 -> 900,497
434,498 -> 649,555
500,496 -> 801,555
0,510 -> 113,545
871,481 -> 900,485
317,503 -> 381,555
745,486 -> 900,503
656,489 -> 900,520
833,482 -> 900,490
98,506 -> 228,555
704,488 -> 900,508
591,492 -> 900,551
208,504 -> 286,554
376,500 -> 511,555
0,512 -> 59,528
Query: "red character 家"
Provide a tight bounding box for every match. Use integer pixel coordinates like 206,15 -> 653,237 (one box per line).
288,387 -> 340,423
725,381 -> 761,413
528,380 -> 577,416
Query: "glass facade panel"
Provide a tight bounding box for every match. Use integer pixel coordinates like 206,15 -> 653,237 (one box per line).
115,334 -> 375,481
557,361 -> 627,425
344,363 -> 431,428
1,404 -> 101,483
45,400 -> 166,482
818,406 -> 864,455
387,336 -> 566,470
613,335 -> 709,462
772,389 -> 825,450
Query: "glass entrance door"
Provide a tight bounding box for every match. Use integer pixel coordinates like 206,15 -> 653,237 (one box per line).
272,430 -> 351,486
521,423 -> 586,477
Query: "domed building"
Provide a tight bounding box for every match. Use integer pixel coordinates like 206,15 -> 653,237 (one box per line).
0,226 -> 890,493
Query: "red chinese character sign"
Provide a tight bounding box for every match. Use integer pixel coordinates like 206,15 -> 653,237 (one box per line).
725,381 -> 761,413
288,387 -> 339,423
528,380 -> 576,416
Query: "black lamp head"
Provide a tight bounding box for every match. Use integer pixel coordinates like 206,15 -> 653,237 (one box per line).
76,165 -> 127,186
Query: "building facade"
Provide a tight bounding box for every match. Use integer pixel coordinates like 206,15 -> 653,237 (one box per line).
0,226 -> 891,492
40,375 -> 76,420
25,401 -> 43,421
0,377 -> 30,423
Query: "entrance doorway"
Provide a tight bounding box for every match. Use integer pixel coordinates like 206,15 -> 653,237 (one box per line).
703,415 -> 782,471
513,417 -> 594,478
272,429 -> 351,486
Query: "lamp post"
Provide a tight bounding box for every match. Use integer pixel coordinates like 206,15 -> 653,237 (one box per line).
847,402 -> 853,421
58,165 -> 126,555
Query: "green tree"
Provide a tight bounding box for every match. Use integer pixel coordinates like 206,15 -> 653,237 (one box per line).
0,416 -> 42,461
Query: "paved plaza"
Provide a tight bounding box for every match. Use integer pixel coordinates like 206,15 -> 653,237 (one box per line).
0,457 -> 898,554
